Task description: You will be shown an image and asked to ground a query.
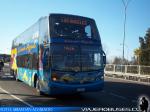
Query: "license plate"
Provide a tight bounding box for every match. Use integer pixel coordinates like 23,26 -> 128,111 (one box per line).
77,88 -> 85,92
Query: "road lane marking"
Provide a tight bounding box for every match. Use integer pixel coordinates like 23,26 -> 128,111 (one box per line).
103,90 -> 126,99
109,92 -> 138,104
103,90 -> 138,103
109,92 -> 126,100
0,87 -> 33,107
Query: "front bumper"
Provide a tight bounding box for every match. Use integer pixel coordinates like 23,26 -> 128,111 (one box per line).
48,80 -> 104,95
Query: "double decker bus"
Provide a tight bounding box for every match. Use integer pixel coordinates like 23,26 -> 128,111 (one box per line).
10,13 -> 106,95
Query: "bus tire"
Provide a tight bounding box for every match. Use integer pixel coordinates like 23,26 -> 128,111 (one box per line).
35,78 -> 43,95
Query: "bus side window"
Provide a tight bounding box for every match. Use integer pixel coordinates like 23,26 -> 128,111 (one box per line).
29,54 -> 32,69
32,53 -> 38,69
16,56 -> 20,67
43,48 -> 49,70
85,25 -> 92,38
26,55 -> 30,69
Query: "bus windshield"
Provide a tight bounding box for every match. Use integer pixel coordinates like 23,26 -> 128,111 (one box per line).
51,45 -> 102,72
81,45 -> 102,71
50,14 -> 100,40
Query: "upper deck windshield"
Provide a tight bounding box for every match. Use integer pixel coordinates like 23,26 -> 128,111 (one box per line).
50,14 -> 100,41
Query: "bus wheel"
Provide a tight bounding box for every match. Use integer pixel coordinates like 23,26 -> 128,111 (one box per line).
35,78 -> 43,95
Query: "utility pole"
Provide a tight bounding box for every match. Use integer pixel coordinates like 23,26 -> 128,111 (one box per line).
122,0 -> 131,65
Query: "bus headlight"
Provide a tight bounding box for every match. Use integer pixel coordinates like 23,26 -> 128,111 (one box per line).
52,73 -> 58,81
52,77 -> 57,81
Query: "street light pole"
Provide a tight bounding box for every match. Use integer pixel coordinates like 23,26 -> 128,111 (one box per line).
122,0 -> 131,64
120,44 -> 129,62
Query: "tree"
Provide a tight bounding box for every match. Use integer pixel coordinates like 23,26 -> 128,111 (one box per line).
130,56 -> 137,65
112,56 -> 129,65
134,48 -> 141,65
135,28 -> 150,65
112,57 -> 122,64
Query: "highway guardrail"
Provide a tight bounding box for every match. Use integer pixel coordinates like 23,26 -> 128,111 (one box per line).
105,64 -> 150,84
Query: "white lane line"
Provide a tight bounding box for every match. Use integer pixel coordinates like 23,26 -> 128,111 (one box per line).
102,90 -> 127,100
109,92 -> 126,100
108,92 -> 138,104
0,86 -> 33,107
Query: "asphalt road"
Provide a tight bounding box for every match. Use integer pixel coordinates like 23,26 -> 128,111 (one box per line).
0,69 -> 150,109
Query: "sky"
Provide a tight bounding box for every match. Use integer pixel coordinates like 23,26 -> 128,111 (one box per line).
0,0 -> 150,61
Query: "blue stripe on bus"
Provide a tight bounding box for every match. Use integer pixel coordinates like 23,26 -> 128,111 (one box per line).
50,37 -> 101,45
50,37 -> 64,43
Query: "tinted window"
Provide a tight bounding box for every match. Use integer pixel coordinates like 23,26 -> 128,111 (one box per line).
51,44 -> 102,72
17,53 -> 38,69
50,14 -> 100,40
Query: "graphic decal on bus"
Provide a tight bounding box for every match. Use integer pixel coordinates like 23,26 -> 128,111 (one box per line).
11,48 -> 17,70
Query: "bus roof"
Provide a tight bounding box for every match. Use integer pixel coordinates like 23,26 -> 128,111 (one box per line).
13,13 -> 95,42
49,13 -> 95,21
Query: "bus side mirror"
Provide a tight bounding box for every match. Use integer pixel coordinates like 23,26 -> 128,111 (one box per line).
102,51 -> 106,68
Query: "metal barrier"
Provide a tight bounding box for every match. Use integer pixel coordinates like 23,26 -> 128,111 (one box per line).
105,64 -> 150,83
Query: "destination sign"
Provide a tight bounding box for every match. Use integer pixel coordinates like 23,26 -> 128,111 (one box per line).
64,46 -> 75,52
61,18 -> 87,25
